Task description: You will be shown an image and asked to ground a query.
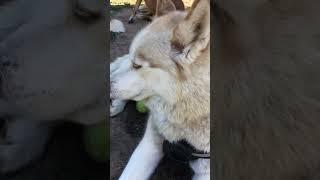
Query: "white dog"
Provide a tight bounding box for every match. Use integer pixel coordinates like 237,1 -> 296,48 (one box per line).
110,0 -> 210,179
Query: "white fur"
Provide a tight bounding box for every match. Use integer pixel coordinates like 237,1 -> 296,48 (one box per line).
110,26 -> 178,103
110,55 -> 130,116
119,121 -> 164,180
111,0 -> 211,178
110,99 -> 127,117
111,46 -> 210,179
190,159 -> 210,180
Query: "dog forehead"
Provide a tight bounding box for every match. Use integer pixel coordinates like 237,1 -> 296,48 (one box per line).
130,33 -> 172,67
129,28 -> 169,59
130,11 -> 186,52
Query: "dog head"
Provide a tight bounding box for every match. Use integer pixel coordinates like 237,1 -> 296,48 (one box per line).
111,0 -> 210,103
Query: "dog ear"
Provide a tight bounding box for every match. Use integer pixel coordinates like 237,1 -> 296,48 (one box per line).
155,0 -> 176,17
170,0 -> 210,65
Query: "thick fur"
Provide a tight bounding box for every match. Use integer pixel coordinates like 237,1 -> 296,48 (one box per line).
213,1 -> 320,180
0,0 -> 111,173
111,0 -> 210,179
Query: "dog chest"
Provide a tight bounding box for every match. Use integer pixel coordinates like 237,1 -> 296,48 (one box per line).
149,110 -> 210,152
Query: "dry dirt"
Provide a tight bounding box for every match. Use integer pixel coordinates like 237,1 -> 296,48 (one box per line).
110,6 -> 192,180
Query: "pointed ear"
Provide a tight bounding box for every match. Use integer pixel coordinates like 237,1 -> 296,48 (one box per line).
170,0 -> 210,64
155,0 -> 176,17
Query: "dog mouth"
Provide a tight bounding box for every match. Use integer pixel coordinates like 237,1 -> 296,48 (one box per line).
110,88 -> 145,101
132,91 -> 143,99
110,81 -> 145,101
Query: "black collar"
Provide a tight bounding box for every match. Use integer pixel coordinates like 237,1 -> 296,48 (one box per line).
163,140 -> 210,164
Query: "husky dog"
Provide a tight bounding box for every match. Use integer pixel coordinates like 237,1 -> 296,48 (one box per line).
110,0 -> 210,179
0,0 -> 117,173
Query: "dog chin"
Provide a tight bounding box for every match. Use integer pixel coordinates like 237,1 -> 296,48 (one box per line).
110,92 -> 144,101
132,96 -> 145,101
131,92 -> 150,101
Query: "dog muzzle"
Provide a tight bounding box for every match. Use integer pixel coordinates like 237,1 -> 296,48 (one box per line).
163,140 -> 210,164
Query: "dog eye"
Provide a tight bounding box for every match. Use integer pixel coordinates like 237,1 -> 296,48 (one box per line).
132,62 -> 142,69
73,3 -> 102,23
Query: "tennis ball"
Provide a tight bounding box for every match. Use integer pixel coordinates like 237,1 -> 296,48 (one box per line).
136,100 -> 148,113
83,123 -> 109,162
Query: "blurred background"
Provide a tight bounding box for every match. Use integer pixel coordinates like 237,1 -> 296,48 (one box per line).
111,0 -> 193,6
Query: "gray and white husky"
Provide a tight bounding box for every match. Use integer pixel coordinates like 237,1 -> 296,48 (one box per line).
110,0 -> 210,179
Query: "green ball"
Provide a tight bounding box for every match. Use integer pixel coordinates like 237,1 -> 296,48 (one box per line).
83,123 -> 109,162
136,100 -> 149,113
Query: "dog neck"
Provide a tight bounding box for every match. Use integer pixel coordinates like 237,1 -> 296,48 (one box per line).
145,72 -> 210,124
144,75 -> 210,152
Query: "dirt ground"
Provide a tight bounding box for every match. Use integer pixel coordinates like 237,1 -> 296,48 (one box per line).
110,6 -> 192,180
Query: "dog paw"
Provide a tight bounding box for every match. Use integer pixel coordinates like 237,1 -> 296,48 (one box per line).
110,99 -> 127,117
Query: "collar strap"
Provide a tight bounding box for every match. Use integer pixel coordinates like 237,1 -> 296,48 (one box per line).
163,140 -> 210,164
192,152 -> 210,158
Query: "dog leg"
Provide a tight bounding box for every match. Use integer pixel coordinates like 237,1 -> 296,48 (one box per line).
0,119 -> 52,173
190,158 -> 210,180
128,0 -> 143,23
119,120 -> 164,180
